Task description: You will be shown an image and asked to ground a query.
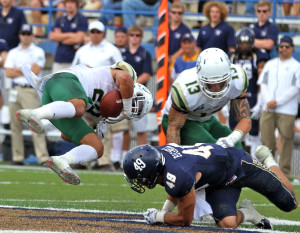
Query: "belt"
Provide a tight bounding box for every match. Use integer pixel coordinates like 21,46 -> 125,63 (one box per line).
12,83 -> 33,88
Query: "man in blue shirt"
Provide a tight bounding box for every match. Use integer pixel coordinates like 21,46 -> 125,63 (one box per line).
121,25 -> 152,146
123,143 -> 297,229
0,0 -> 27,49
196,1 -> 235,53
249,0 -> 279,58
49,0 -> 88,72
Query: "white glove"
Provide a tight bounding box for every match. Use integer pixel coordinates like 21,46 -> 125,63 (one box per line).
106,113 -> 129,124
221,104 -> 230,118
216,130 -> 243,148
96,120 -> 107,140
144,208 -> 158,225
250,103 -> 262,120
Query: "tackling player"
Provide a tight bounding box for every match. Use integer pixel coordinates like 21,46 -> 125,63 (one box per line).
16,62 -> 153,185
123,143 -> 297,229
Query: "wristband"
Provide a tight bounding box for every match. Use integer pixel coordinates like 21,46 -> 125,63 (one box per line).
155,211 -> 166,223
122,98 -> 132,116
230,130 -> 243,144
162,200 -> 176,212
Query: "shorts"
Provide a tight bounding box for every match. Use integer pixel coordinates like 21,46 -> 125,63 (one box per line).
110,119 -> 129,132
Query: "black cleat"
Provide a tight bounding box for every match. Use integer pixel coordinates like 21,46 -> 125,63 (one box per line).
256,217 -> 273,230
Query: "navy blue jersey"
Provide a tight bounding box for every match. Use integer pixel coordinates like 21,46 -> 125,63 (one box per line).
0,39 -> 9,52
122,46 -> 152,79
156,143 -> 244,198
0,7 -> 27,49
169,23 -> 191,56
196,22 -> 235,53
228,50 -> 268,135
249,21 -> 278,54
53,13 -> 88,63
155,143 -> 296,220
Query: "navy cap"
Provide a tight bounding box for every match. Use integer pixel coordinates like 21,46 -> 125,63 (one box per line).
115,26 -> 127,34
20,24 -> 32,33
181,33 -> 195,42
280,36 -> 294,47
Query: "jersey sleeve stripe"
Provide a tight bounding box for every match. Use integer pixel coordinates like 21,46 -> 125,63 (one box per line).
241,69 -> 249,95
171,83 -> 189,112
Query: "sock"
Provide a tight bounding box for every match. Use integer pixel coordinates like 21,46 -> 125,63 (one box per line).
61,145 -> 98,164
121,150 -> 128,169
32,101 -> 76,119
249,135 -> 261,158
110,131 -> 123,162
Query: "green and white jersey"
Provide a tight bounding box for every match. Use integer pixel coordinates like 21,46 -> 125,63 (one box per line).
162,64 -> 248,122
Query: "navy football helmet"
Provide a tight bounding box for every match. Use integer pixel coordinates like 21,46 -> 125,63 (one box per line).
236,27 -> 255,55
123,145 -> 165,193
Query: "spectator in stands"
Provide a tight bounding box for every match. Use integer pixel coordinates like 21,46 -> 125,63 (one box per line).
72,20 -> 122,66
72,20 -> 124,171
122,0 -> 161,40
0,0 -> 27,50
168,2 -> 191,67
4,24 -> 49,165
49,0 -> 88,72
257,36 -> 300,178
196,1 -> 235,53
115,26 -> 128,51
170,32 -> 198,83
249,0 -> 279,58
99,0 -> 123,26
228,27 -> 268,156
121,25 -> 153,144
29,0 -> 65,38
112,25 -> 131,171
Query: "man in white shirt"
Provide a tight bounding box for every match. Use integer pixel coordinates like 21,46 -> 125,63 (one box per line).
257,36 -> 300,178
4,24 -> 49,165
72,21 -> 123,67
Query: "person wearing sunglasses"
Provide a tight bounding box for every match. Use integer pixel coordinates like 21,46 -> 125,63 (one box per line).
248,0 -> 279,59
3,24 -> 49,166
256,36 -> 300,179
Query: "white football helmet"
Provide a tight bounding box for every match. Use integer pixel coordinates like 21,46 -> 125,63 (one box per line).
196,48 -> 231,99
131,83 -> 153,120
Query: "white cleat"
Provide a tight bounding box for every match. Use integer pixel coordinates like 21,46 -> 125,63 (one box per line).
16,109 -> 45,134
254,145 -> 277,168
45,156 -> 81,185
239,200 -> 272,230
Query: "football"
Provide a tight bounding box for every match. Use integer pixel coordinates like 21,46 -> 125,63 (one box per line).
100,89 -> 123,118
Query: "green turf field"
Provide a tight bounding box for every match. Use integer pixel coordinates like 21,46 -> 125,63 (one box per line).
0,165 -> 299,232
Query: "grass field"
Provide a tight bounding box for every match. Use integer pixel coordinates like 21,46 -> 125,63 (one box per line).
0,165 -> 299,232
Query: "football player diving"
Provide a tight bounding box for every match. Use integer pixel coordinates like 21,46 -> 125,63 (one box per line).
16,62 -> 153,185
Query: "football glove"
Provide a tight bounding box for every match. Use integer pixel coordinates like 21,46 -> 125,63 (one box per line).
144,208 -> 158,225
250,103 -> 263,120
106,113 -> 129,124
216,130 -> 243,148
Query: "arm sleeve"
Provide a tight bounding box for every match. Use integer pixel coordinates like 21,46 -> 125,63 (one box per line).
276,86 -> 299,106
260,83 -> 273,103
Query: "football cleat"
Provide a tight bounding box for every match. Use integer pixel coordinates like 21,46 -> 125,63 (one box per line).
16,109 -> 45,134
254,145 -> 277,168
256,217 -> 273,230
46,156 -> 81,185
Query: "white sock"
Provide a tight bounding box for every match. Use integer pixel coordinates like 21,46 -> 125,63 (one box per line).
249,135 -> 261,158
110,132 -> 123,162
32,101 -> 76,119
61,145 -> 98,164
